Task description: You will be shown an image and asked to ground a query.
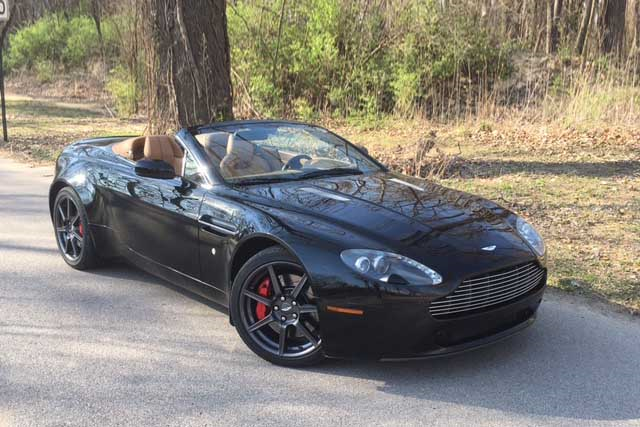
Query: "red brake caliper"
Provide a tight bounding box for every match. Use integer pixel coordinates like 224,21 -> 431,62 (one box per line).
255,277 -> 272,320
78,223 -> 84,237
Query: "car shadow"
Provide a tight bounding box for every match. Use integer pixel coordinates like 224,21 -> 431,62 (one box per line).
0,243 -> 60,254
84,263 -> 640,422
307,300 -> 640,421
89,262 -> 229,315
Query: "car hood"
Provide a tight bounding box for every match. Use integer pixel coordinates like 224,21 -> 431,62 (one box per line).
238,172 -> 537,282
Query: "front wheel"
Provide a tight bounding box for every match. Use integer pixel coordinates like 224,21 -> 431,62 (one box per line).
230,246 -> 324,367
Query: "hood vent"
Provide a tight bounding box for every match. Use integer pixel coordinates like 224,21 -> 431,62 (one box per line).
388,178 -> 425,192
300,187 -> 350,202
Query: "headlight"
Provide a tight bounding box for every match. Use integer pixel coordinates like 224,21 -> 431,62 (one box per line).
340,249 -> 443,286
516,217 -> 545,256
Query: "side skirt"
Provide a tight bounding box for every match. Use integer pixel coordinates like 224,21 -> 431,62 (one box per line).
127,247 -> 229,311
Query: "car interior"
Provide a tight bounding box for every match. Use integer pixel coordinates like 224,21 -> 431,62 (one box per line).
112,132 -> 291,180
196,132 -> 286,178
111,130 -> 354,181
112,135 -> 186,176
195,131 -> 355,177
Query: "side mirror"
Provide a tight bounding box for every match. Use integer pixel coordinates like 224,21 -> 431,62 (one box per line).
134,159 -> 176,179
356,144 -> 369,155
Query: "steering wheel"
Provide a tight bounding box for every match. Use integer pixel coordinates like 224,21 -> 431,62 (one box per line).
282,154 -> 312,171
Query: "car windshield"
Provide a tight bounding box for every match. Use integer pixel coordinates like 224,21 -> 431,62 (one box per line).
192,123 -> 380,183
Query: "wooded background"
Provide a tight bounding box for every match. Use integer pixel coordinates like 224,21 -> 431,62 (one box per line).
4,2 -> 639,310
5,0 -> 640,128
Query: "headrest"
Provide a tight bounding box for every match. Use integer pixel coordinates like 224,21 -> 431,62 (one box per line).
144,135 -> 183,161
196,132 -> 229,149
113,136 -> 146,160
226,133 -> 256,157
196,132 -> 228,162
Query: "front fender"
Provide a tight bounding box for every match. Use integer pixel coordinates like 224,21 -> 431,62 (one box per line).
267,227 -> 391,359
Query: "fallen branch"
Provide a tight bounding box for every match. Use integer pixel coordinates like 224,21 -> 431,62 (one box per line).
104,104 -> 116,119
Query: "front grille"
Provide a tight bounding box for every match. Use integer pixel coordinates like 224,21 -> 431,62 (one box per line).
429,262 -> 545,319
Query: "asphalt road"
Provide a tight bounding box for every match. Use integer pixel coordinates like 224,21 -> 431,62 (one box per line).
1,156 -> 639,427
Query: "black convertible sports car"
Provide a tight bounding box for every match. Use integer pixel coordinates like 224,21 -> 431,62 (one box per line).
49,121 -> 547,366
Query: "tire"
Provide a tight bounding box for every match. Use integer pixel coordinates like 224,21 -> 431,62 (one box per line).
230,246 -> 325,367
52,187 -> 101,270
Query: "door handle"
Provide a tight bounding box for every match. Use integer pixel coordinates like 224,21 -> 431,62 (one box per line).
198,215 -> 237,236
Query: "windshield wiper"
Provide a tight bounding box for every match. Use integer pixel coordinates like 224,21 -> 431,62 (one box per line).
230,168 -> 363,186
229,176 -> 298,186
296,168 -> 364,180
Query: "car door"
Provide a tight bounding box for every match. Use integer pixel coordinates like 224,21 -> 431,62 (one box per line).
197,191 -> 242,299
114,149 -> 205,279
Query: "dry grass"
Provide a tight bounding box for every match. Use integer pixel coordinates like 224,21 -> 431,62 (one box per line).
0,94 -> 145,163
339,116 -> 640,313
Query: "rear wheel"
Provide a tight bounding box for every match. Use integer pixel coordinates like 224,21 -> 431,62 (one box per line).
53,187 -> 100,270
230,246 -> 324,366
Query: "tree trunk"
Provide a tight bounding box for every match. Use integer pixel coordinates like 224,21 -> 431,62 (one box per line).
89,0 -> 104,60
576,0 -> 594,55
601,0 -> 627,56
546,0 -> 554,54
89,0 -> 102,39
551,0 -> 563,52
625,0 -> 639,57
543,0 -> 564,53
519,0 -> 529,43
142,0 -> 234,133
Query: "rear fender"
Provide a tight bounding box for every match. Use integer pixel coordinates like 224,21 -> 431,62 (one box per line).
48,155 -> 120,258
49,160 -> 97,218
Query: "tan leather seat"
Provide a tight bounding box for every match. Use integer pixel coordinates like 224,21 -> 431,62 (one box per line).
112,136 -> 146,161
196,132 -> 228,162
143,135 -> 185,176
219,134 -> 282,178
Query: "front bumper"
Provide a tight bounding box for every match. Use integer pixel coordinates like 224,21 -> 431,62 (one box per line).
380,311 -> 536,361
320,283 -> 545,360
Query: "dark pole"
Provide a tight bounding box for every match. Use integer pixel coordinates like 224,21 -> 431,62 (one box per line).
0,3 -> 10,145
0,43 -> 7,143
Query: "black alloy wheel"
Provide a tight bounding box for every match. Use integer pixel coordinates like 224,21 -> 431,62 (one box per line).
53,188 -> 100,270
231,246 -> 324,366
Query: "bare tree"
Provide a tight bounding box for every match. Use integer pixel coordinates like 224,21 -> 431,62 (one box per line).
576,0 -> 595,55
545,0 -> 563,53
89,0 -> 102,40
546,0 -> 554,53
553,0 -> 563,50
89,0 -> 104,60
601,0 -> 627,56
626,0 -> 640,57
